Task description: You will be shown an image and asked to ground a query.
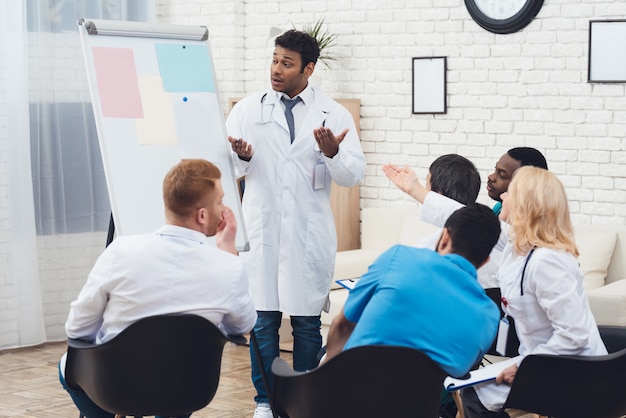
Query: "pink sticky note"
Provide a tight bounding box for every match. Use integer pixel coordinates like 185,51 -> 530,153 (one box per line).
92,47 -> 144,118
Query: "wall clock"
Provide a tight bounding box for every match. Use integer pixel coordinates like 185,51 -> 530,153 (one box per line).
465,0 -> 544,34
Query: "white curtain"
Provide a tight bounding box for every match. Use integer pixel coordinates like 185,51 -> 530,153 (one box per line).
1,1 -> 46,350
0,0 -> 154,349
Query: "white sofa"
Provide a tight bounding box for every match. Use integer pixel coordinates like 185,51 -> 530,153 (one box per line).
320,207 -> 626,337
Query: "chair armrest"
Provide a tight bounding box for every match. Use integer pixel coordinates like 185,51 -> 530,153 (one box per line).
67,337 -> 97,349
271,357 -> 307,377
226,334 -> 248,345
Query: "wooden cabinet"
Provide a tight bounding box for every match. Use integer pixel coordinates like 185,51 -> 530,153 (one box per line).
332,98 -> 361,251
228,97 -> 362,251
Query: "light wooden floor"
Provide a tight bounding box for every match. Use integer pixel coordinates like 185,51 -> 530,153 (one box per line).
0,341 -> 290,418
1,342 -> 541,418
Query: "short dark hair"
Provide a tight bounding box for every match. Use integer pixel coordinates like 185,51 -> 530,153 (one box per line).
275,29 -> 320,72
429,154 -> 481,206
444,204 -> 501,268
507,147 -> 548,170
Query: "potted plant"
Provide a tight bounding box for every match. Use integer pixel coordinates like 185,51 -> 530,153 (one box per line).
298,17 -> 338,69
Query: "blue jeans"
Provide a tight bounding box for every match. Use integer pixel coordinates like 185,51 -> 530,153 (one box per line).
250,311 -> 322,404
59,361 -> 191,418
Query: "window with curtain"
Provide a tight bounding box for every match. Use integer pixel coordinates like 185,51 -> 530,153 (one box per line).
26,0 -> 151,33
26,0 -> 154,235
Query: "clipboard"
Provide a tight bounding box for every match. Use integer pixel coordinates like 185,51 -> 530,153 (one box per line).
444,356 -> 521,391
335,277 -> 360,290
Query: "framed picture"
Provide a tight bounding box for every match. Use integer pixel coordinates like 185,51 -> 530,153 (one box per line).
412,56 -> 447,114
588,20 -> 626,83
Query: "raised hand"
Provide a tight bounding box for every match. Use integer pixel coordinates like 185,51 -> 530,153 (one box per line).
382,164 -> 428,203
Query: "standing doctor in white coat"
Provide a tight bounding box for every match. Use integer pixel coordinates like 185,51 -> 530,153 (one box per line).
226,29 -> 365,418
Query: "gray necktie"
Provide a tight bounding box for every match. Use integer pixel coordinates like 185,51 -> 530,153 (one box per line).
281,96 -> 302,143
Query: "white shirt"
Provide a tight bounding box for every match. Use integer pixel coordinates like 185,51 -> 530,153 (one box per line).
419,193 -> 501,287
422,192 -> 510,254
65,225 -> 257,344
415,230 -> 500,288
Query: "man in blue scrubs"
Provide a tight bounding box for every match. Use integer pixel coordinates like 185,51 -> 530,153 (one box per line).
324,204 -> 501,378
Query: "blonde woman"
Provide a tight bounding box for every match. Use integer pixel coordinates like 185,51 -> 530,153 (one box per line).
462,167 -> 607,417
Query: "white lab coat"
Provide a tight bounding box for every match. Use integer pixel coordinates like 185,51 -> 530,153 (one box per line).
226,86 -> 365,315
473,245 -> 607,411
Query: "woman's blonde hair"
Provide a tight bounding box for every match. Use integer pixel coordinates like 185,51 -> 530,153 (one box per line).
507,166 -> 579,257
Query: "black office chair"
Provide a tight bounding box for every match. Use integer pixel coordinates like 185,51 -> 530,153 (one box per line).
271,345 -> 447,418
65,313 -> 246,418
502,325 -> 626,418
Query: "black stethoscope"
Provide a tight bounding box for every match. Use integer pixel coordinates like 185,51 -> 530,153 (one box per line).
520,247 -> 536,296
502,246 -> 536,307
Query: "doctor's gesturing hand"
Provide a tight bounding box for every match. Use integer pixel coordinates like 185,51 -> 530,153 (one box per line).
313,126 -> 348,158
228,136 -> 254,162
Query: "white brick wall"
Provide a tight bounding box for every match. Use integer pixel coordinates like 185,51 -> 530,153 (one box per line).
157,0 -> 626,225
37,233 -> 106,340
3,0 -> 626,345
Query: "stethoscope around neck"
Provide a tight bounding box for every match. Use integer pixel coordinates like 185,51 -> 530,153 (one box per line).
258,93 -> 303,125
259,93 -> 273,124
501,246 -> 537,310
520,247 -> 536,295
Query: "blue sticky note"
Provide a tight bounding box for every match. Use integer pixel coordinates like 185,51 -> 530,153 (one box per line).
155,44 -> 215,92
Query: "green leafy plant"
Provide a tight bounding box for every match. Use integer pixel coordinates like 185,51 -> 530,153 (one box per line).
295,17 -> 338,69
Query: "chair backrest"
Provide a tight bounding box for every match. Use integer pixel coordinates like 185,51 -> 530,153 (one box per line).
271,345 -> 447,418
503,348 -> 626,418
65,314 -> 236,417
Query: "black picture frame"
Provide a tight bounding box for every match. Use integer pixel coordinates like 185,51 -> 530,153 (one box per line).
412,57 -> 447,114
588,20 -> 626,83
